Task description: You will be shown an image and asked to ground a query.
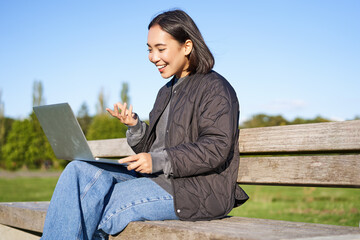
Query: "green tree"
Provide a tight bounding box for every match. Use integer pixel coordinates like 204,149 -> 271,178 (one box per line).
32,80 -> 45,107
0,89 -> 16,168
291,116 -> 330,125
0,90 -> 5,163
120,82 -> 130,104
2,119 -> 32,170
96,87 -> 107,115
86,114 -> 127,140
27,112 -> 57,169
1,114 -> 57,170
77,102 -> 92,136
241,114 -> 288,128
0,117 -> 14,169
1,79 -> 60,170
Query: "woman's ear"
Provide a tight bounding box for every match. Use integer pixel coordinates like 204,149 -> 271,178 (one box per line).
184,39 -> 193,56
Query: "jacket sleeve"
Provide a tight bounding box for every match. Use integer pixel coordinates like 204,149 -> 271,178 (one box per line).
127,120 -> 150,154
166,82 -> 239,178
126,118 -> 148,147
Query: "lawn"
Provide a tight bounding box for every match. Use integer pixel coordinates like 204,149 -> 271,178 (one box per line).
0,176 -> 359,227
230,185 -> 360,227
0,176 -> 58,202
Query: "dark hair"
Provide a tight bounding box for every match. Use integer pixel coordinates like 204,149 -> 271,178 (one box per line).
148,10 -> 214,74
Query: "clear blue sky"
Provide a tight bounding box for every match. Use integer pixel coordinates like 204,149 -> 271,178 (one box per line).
1,0 -> 359,123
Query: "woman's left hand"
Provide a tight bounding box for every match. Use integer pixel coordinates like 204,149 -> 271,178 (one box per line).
119,153 -> 152,174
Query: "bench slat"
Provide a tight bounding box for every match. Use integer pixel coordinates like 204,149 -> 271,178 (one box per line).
238,155 -> 360,187
1,202 -> 359,240
116,217 -> 360,240
0,202 -> 48,233
88,120 -> 360,157
240,120 -> 360,154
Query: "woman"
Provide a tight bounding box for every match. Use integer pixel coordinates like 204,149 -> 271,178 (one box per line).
41,9 -> 248,240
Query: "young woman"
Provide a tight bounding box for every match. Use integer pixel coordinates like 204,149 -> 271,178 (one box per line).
41,9 -> 248,240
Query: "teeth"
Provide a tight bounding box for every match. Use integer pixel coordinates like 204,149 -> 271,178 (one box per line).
157,65 -> 166,69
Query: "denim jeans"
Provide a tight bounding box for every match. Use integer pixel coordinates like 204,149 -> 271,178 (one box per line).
41,160 -> 178,240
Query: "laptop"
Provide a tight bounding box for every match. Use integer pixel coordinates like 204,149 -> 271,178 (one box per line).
33,103 -> 126,166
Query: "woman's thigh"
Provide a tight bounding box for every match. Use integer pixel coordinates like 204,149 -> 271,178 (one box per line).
87,161 -> 139,183
98,177 -> 178,235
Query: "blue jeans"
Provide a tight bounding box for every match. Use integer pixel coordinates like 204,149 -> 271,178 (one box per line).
41,160 -> 178,240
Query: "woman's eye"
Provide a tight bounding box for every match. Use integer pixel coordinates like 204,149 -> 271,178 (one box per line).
159,49 -> 166,52
147,49 -> 152,53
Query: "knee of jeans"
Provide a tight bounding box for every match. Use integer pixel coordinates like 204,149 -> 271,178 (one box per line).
63,160 -> 88,175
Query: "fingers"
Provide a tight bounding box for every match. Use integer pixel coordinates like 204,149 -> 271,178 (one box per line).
106,103 -> 119,117
107,102 -> 125,119
119,154 -> 138,164
123,156 -> 142,172
106,107 -> 114,115
114,103 -> 119,115
121,102 -> 127,118
119,153 -> 152,174
107,102 -> 138,126
129,104 -> 133,118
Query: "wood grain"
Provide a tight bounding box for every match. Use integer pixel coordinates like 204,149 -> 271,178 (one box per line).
238,155 -> 360,187
87,120 -> 360,187
1,202 -> 359,240
239,120 -> 360,154
88,120 -> 360,157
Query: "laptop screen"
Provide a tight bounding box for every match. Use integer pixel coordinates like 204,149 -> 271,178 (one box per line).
33,103 -> 95,161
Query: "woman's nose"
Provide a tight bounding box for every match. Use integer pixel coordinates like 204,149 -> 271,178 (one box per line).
149,52 -> 160,63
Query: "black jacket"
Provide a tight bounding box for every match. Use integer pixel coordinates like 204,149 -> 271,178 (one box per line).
132,71 -> 249,220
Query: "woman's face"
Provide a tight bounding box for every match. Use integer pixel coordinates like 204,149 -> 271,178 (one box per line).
147,24 -> 192,79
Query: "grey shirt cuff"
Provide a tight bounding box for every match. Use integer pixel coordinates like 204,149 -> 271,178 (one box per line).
150,150 -> 173,177
126,117 -> 146,147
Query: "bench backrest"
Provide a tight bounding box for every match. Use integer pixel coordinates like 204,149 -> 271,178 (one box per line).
88,120 -> 360,188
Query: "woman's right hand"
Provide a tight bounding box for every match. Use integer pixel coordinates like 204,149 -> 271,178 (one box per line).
106,102 -> 138,126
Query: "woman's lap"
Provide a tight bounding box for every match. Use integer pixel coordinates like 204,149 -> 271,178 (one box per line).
41,160 -> 177,240
98,177 -> 177,235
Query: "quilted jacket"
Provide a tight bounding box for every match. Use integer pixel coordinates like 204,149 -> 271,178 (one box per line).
131,71 -> 249,221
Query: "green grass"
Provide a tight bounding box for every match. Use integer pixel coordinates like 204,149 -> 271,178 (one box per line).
230,185 -> 360,227
1,177 -> 359,227
0,177 -> 58,202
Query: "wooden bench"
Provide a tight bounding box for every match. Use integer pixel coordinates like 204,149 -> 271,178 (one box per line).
1,120 -> 360,239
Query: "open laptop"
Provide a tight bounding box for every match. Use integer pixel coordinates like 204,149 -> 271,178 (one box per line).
33,103 -> 126,165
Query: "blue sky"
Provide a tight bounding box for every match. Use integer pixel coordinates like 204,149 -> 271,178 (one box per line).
1,0 -> 359,123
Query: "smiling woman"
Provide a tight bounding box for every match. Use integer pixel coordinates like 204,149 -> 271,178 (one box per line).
147,10 -> 214,78
147,24 -> 193,79
40,9 -> 248,240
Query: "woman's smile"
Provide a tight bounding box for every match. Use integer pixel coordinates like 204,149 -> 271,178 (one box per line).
157,64 -> 167,73
147,24 -> 191,79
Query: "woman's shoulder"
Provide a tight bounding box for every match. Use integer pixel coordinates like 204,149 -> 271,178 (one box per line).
191,71 -> 228,86
192,71 -> 237,98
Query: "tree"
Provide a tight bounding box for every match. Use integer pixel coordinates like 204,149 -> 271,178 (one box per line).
77,102 -> 92,136
0,116 -> 14,168
2,119 -> 32,170
241,114 -> 288,128
27,112 -> 57,169
32,80 -> 45,107
120,82 -> 130,104
0,89 -> 5,148
1,80 -> 60,170
291,116 -> 330,125
86,114 -> 127,140
0,90 -> 5,166
96,87 -> 107,115
241,114 -> 332,129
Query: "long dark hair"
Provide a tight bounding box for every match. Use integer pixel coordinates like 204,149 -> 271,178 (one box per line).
148,10 -> 214,74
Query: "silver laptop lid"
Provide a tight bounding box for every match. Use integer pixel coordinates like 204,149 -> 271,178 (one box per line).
33,103 -> 95,161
